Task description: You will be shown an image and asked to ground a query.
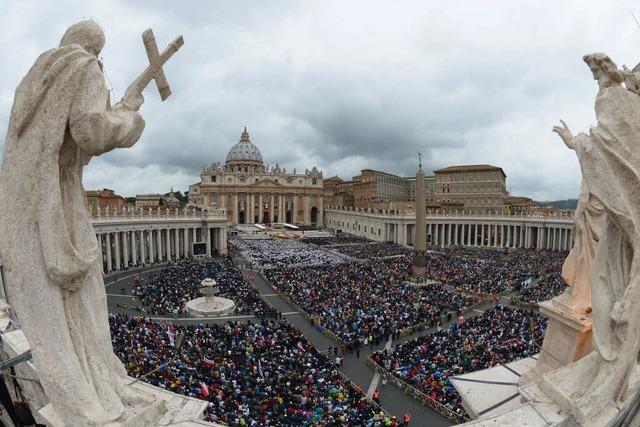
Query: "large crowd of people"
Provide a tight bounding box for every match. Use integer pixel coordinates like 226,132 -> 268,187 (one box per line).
264,259 -> 479,348
370,306 -> 547,418
330,242 -> 411,260
301,234 -> 370,246
230,238 -> 349,269
108,231 -> 571,424
518,272 -> 567,304
131,258 -> 272,316
110,314 -> 391,426
422,248 -> 566,296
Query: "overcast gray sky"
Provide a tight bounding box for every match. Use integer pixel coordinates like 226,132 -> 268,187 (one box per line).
1,0 -> 639,200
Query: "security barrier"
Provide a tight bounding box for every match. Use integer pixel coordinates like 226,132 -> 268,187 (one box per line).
367,358 -> 470,424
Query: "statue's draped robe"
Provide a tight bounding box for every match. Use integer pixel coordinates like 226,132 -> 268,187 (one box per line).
560,176 -> 604,310
0,44 -> 145,424
573,84 -> 640,397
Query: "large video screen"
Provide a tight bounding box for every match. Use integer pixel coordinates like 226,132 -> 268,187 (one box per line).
193,242 -> 207,256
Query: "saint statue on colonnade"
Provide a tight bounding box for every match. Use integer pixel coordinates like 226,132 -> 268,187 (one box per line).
545,52 -> 640,424
0,19 -> 182,425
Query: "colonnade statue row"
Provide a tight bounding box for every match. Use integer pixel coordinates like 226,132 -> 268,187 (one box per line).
539,53 -> 640,425
0,20 -> 183,425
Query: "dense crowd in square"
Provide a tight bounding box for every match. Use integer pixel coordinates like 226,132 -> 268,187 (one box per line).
301,234 -> 371,246
517,272 -> 568,304
264,259 -> 479,348
422,248 -> 566,296
114,234 -> 567,424
329,242 -> 411,260
130,258 -> 273,316
230,237 -> 349,269
370,306 -> 547,418
110,314 -> 393,426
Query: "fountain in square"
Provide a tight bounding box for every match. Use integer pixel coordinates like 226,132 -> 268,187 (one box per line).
186,278 -> 236,317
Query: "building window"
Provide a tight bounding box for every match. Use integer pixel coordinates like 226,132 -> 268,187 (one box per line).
211,176 -> 217,182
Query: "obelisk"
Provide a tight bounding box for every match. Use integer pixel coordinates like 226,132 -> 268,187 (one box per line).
413,154 -> 427,276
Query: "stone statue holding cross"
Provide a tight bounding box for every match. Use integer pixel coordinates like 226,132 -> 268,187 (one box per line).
0,20 -> 183,425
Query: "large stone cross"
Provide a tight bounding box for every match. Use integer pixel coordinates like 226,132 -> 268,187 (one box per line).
138,29 -> 184,101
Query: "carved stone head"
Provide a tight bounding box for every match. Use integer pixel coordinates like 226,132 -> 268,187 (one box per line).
583,53 -> 624,89
59,19 -> 105,57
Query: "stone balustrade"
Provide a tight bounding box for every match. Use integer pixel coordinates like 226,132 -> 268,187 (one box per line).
91,206 -> 227,221
325,207 -> 574,251
325,205 -> 573,219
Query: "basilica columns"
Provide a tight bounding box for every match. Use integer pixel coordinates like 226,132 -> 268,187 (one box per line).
205,226 -> 211,256
278,194 -> 282,223
292,196 -> 297,224
249,194 -> 255,223
303,196 -> 310,224
233,194 -> 239,224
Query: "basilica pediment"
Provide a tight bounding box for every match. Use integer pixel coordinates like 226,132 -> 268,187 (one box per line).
250,177 -> 285,187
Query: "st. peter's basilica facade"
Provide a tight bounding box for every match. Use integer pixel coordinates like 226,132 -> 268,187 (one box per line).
188,128 -> 324,226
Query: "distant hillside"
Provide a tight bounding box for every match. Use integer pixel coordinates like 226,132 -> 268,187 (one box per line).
533,199 -> 578,210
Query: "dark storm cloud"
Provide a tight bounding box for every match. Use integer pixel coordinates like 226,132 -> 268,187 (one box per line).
1,0 -> 640,197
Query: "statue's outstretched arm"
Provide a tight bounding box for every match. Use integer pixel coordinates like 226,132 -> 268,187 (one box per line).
69,61 -> 145,157
553,120 -> 577,150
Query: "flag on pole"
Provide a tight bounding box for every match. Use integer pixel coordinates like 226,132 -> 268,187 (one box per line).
200,382 -> 209,398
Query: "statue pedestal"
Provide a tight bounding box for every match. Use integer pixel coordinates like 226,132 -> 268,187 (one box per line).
520,355 -> 640,427
39,381 -> 218,426
459,359 -> 640,427
519,299 -> 592,386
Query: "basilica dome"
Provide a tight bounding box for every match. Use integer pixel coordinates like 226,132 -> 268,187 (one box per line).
225,127 -> 263,165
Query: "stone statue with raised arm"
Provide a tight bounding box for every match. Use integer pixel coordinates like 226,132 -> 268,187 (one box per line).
0,20 -> 182,425
541,52 -> 640,425
552,118 -> 605,314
